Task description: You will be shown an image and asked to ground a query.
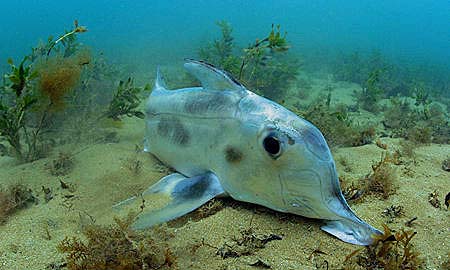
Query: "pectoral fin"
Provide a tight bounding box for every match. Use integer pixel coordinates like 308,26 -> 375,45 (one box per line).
113,172 -> 225,229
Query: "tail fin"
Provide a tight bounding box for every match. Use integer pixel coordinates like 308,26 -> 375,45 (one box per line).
321,218 -> 382,245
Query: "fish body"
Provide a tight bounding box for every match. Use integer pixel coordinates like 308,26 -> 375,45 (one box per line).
116,59 -> 381,245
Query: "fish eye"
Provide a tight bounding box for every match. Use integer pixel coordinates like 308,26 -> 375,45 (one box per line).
263,134 -> 281,158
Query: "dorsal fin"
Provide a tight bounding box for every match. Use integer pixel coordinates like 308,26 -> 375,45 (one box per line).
184,59 -> 245,92
153,66 -> 167,91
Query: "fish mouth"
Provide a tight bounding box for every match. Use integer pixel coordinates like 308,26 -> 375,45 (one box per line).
321,165 -> 383,245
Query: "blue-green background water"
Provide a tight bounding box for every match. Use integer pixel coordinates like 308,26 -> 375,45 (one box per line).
1,0 -> 449,73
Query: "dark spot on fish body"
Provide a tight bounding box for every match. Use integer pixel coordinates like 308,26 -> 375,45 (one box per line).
157,116 -> 190,146
173,175 -> 210,200
184,92 -> 233,114
225,146 -> 243,163
287,134 -> 295,145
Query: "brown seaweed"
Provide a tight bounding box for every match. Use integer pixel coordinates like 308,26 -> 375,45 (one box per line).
46,152 -> 74,176
382,205 -> 404,223
216,228 -> 282,259
344,224 -> 422,269
58,213 -> 176,270
36,53 -> 88,110
361,152 -> 398,199
0,184 -> 36,224
427,190 -> 441,209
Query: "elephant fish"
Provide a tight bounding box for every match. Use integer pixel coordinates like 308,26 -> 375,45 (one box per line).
114,59 -> 381,245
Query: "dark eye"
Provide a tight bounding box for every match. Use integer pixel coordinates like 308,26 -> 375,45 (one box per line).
263,135 -> 281,157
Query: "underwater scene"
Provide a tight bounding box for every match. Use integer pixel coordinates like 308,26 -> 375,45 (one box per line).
0,1 -> 449,269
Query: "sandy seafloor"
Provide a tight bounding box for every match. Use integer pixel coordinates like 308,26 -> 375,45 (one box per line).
0,75 -> 449,270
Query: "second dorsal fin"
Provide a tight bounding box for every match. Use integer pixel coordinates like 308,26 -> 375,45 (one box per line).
154,66 -> 167,91
184,59 -> 245,92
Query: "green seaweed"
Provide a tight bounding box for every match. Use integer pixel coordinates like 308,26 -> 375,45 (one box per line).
354,69 -> 384,112
199,22 -> 299,100
4,57 -> 38,97
383,97 -> 449,144
333,49 -> 450,104
0,20 -> 124,162
238,24 -> 299,100
0,22 -> 91,162
295,95 -> 376,147
198,21 -> 240,74
333,50 -> 391,86
104,77 -> 149,121
411,86 -> 430,107
47,20 -> 88,57
238,23 -> 290,77
0,59 -> 39,161
0,56 -> 79,162
333,51 -> 366,85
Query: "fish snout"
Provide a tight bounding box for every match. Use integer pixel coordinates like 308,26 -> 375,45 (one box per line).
322,218 -> 383,245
